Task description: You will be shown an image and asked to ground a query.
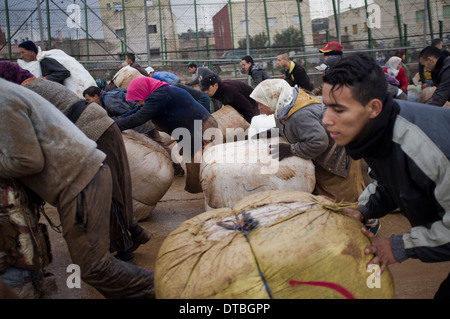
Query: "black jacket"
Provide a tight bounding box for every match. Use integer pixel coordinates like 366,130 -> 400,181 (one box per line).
281,61 -> 313,91
40,57 -> 70,84
212,80 -> 259,123
427,56 -> 450,106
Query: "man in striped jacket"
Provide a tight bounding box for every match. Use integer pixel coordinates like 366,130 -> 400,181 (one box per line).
321,52 -> 450,299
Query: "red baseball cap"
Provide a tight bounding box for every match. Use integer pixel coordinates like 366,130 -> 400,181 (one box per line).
319,41 -> 343,53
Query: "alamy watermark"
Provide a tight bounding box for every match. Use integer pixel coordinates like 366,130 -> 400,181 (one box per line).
170,121 -> 280,174
367,3 -> 381,29
366,264 -> 381,288
66,4 -> 81,29
66,264 -> 81,288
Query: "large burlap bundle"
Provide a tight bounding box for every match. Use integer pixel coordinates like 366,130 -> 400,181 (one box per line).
155,190 -> 395,299
112,65 -> 145,89
200,137 -> 316,210
18,47 -> 96,98
212,105 -> 250,143
122,130 -> 174,221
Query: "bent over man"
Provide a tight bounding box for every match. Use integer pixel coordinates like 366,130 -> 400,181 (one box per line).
0,78 -> 154,299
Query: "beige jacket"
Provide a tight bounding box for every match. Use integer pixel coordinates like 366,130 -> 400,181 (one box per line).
24,78 -> 113,141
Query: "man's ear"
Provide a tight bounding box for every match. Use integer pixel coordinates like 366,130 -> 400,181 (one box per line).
368,98 -> 383,119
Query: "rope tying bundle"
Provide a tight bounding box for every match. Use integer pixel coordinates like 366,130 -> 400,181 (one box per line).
217,211 -> 273,299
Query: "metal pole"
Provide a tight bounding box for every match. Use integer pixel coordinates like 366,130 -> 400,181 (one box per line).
404,23 -> 409,63
427,0 -> 433,39
245,0 -> 251,85
36,0 -> 45,49
158,0 -> 164,64
194,0 -> 200,59
295,0 -> 307,71
262,0 -> 271,47
394,0 -> 403,47
332,0 -> 340,42
121,0 -> 127,57
45,0 -> 51,49
5,0 -> 11,59
229,0 -> 237,78
84,0 -> 89,60
164,37 -> 168,70
206,36 -> 211,69
144,0 -> 151,66
74,0 -> 79,58
262,0 -> 274,75
337,0 -> 341,44
423,0 -> 428,47
364,0 -> 373,58
229,0 -> 235,51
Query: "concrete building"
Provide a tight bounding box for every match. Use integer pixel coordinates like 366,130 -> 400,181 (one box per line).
327,0 -> 450,51
212,0 -> 314,57
98,0 -> 179,62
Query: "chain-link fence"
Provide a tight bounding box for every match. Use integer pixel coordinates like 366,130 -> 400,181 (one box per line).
1,0 -> 449,84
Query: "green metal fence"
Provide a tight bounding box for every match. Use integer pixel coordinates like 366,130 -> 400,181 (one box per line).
0,0 -> 449,83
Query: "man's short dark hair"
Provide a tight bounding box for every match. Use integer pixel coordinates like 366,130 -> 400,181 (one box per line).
431,38 -> 443,47
83,86 -> 102,97
323,52 -> 387,106
188,63 -> 197,68
200,74 -> 220,91
419,46 -> 443,60
241,55 -> 254,65
277,51 -> 289,59
126,52 -> 136,62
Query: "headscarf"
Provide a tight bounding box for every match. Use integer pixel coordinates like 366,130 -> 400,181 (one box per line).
250,79 -> 297,117
126,76 -> 170,101
250,79 -> 322,120
0,61 -> 35,85
385,56 -> 402,78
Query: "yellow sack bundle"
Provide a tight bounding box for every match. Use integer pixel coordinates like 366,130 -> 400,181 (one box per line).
155,190 -> 394,299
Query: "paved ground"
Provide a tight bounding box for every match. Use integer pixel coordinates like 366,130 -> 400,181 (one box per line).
41,176 -> 450,299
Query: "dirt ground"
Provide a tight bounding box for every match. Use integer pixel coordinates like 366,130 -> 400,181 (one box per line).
40,176 -> 450,300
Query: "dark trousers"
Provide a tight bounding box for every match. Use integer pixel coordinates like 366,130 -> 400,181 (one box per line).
96,124 -> 137,254
435,272 -> 450,299
58,164 -> 154,298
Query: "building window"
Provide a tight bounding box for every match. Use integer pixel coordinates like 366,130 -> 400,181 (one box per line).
240,20 -> 250,30
115,28 -> 124,38
147,25 -> 157,33
344,26 -> 348,33
268,17 -> 277,27
393,15 -> 402,26
444,5 -> 450,19
416,10 -> 424,23
292,15 -> 299,25
352,24 -> 358,34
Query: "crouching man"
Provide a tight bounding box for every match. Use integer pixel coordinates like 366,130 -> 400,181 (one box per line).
0,78 -> 154,299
